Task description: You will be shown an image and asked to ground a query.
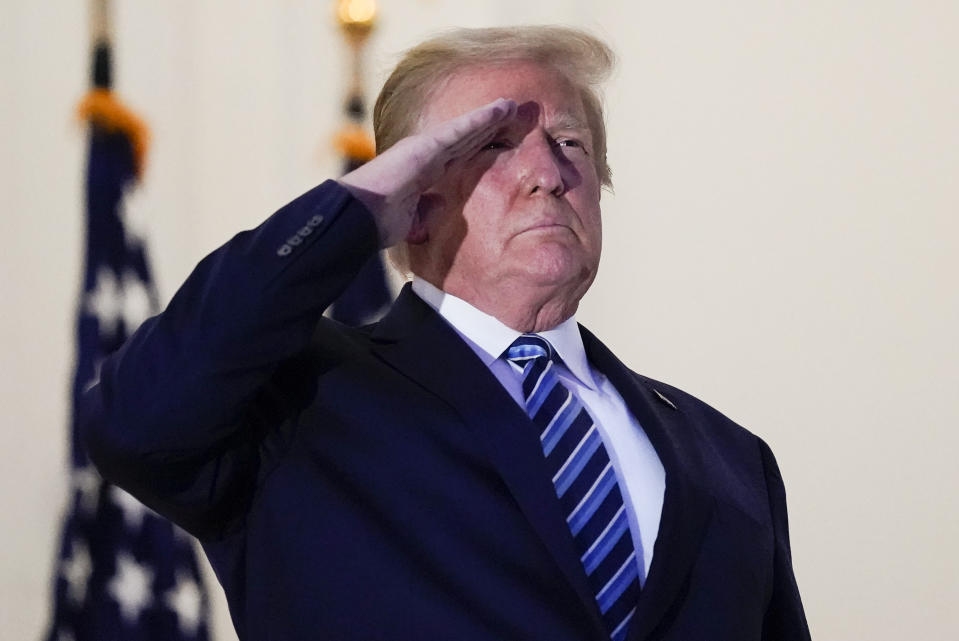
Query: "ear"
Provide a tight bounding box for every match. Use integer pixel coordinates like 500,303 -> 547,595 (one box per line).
405,193 -> 443,245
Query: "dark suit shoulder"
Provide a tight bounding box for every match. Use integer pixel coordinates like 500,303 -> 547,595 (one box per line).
579,325 -> 761,451
633,372 -> 757,439
628,370 -> 771,487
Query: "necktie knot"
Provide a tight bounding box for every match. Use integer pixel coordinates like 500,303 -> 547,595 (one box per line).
505,334 -> 554,372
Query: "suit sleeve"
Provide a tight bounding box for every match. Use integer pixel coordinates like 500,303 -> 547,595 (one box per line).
758,439 -> 813,640
81,180 -> 380,540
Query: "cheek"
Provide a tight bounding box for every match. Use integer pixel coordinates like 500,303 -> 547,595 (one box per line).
461,173 -> 512,225
574,173 -> 603,238
592,213 -> 604,252
576,203 -> 603,263
470,163 -> 512,200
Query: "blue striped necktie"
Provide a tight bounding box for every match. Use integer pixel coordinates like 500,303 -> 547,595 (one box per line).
505,334 -> 639,641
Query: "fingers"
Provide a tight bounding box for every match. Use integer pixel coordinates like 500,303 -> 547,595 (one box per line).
428,98 -> 518,160
336,98 -> 519,247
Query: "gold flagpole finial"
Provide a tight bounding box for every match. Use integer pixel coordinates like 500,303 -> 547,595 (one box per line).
336,0 -> 377,41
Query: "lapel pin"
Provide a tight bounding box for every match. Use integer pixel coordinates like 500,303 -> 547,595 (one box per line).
653,388 -> 678,410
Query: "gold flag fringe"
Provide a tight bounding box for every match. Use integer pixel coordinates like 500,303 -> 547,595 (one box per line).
334,123 -> 376,162
77,88 -> 150,179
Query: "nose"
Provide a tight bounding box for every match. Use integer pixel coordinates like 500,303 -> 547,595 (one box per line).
517,133 -> 566,197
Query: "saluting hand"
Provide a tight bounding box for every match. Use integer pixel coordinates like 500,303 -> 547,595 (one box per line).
337,98 -> 518,247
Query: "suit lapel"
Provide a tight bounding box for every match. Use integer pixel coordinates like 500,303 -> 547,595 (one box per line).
370,286 -> 608,639
580,327 -> 715,641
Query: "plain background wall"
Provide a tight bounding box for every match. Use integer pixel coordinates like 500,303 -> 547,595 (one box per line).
2,1 -> 957,639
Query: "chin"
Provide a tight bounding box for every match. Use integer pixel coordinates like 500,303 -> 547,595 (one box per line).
521,246 -> 593,288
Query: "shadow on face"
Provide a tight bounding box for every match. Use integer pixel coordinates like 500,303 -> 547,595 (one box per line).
410,98 -> 585,281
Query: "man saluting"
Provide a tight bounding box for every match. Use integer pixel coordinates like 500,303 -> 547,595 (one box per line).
84,25 -> 810,641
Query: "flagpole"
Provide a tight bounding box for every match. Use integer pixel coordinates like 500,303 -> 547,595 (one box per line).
333,0 -> 378,171
329,0 -> 392,325
89,0 -> 113,96
89,0 -> 110,48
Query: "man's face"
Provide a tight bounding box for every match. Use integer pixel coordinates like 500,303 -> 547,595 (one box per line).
410,62 -> 603,316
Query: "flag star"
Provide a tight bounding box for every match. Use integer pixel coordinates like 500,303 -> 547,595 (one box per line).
73,465 -> 101,515
60,539 -> 92,605
108,552 -> 154,623
120,268 -> 153,330
85,267 -> 123,337
122,184 -> 149,244
81,358 -> 104,394
165,571 -> 205,636
110,486 -> 152,530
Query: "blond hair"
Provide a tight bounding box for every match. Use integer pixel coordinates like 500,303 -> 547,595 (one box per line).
373,25 -> 615,274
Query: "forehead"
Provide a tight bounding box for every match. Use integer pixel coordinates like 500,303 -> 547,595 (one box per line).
419,61 -> 589,131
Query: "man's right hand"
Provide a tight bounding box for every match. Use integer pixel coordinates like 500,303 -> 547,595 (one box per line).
337,98 -> 518,248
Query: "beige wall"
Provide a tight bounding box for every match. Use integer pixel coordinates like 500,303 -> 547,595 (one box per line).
2,1 -> 957,639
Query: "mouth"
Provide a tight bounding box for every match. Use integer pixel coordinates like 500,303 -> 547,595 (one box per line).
521,220 -> 572,234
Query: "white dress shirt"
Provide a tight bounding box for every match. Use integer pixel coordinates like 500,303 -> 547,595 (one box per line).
411,277 -> 666,586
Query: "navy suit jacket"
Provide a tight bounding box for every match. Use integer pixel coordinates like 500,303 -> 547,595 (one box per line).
83,181 -> 810,640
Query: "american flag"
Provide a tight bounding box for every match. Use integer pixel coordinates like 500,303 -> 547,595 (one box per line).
45,50 -> 210,641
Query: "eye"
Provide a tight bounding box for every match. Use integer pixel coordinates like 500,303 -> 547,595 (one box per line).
554,138 -> 589,155
483,140 -> 511,151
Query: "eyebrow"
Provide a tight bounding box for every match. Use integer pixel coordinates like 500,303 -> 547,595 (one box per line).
547,113 -> 590,134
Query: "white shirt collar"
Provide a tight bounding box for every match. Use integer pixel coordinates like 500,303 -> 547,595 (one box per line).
411,276 -> 598,390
